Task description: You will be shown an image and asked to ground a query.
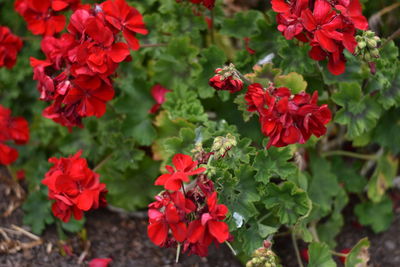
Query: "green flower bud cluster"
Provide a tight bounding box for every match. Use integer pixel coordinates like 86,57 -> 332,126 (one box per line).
217,63 -> 240,80
355,31 -> 381,62
211,133 -> 237,158
245,247 -> 280,267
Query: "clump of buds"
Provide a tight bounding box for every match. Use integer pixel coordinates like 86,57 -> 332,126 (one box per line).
209,64 -> 244,93
246,245 -> 280,267
355,31 -> 381,62
211,133 -> 237,158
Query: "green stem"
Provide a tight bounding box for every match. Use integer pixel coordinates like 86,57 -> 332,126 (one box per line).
291,232 -> 304,267
321,150 -> 378,161
225,241 -> 237,256
175,243 -> 181,263
56,221 -> 67,241
257,212 -> 272,224
330,250 -> 349,257
93,153 -> 113,172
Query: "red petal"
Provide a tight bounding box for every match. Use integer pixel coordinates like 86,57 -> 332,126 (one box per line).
170,222 -> 187,242
88,258 -> 112,267
207,220 -> 229,243
148,222 -> 168,246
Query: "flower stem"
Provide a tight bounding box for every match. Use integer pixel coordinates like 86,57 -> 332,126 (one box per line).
56,221 -> 67,241
93,153 -> 113,172
291,232 -> 305,267
321,150 -> 378,161
225,241 -> 237,256
175,243 -> 181,263
330,250 -> 349,257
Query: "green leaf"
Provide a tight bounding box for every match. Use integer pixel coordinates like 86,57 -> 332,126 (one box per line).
345,238 -> 370,267
373,108 -> 400,154
264,182 -> 311,225
22,190 -> 54,234
274,72 -> 308,94
61,217 -> 86,233
308,154 -> 341,217
196,46 -> 227,98
354,196 -> 394,233
234,93 -> 256,122
367,153 -> 398,203
307,242 -> 336,267
253,146 -> 297,184
220,10 -> 263,38
333,82 -> 381,139
331,157 -> 366,194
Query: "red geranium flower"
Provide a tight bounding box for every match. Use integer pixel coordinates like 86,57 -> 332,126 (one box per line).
209,68 -> 244,93
148,191 -> 196,246
149,84 -> 171,114
101,0 -> 148,50
15,0 -> 67,36
42,150 -> 108,222
271,0 -> 369,75
0,26 -> 23,69
155,154 -> 206,191
0,105 -> 29,166
31,1 -> 146,128
187,192 -> 229,245
245,83 -> 331,148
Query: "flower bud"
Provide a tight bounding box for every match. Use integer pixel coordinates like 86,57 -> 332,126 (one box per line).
357,41 -> 366,49
211,133 -> 237,158
367,39 -> 377,48
370,48 -> 380,58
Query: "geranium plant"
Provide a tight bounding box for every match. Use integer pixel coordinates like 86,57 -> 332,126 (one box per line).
1,0 -> 400,266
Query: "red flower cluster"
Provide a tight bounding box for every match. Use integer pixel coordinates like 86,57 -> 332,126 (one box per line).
176,0 -> 215,10
0,105 -> 29,165
148,154 -> 231,257
271,0 -> 368,75
209,67 -> 244,93
149,84 -> 171,114
245,83 -> 331,148
14,0 -> 83,36
42,151 -> 107,222
0,26 -> 23,69
31,0 -> 147,128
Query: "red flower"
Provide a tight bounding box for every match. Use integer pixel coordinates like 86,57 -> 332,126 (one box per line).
101,0 -> 148,50
15,0 -> 67,36
148,191 -> 196,246
271,0 -> 368,75
301,1 -> 343,53
89,258 -> 112,267
148,168 -> 231,258
155,154 -> 206,191
245,84 -> 331,148
31,1 -> 146,128
0,105 -> 29,166
209,68 -> 244,93
42,150 -> 108,222
272,0 -> 308,40
0,26 -> 23,69
335,0 -> 368,31
149,84 -> 171,114
187,192 -> 229,245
